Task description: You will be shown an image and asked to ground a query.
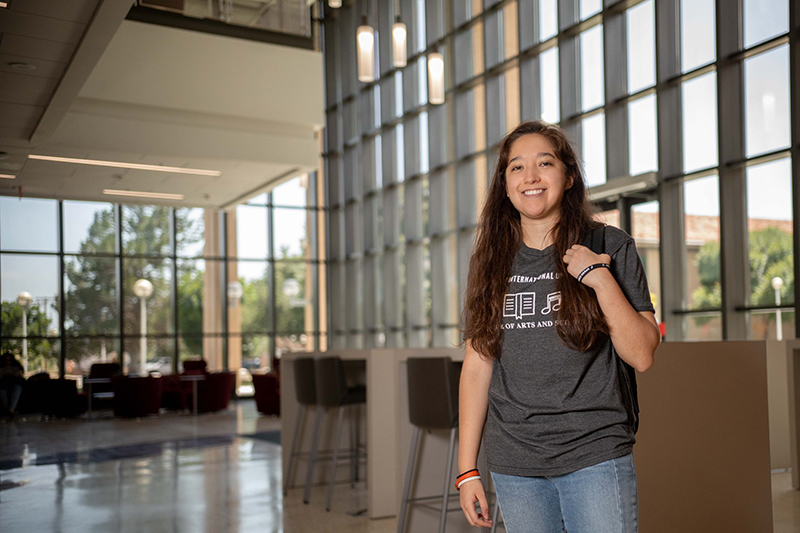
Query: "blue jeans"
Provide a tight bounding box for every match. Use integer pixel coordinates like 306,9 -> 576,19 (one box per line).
490,454 -> 638,533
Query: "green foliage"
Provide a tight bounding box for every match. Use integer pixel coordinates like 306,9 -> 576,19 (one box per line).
1,301 -> 57,372
690,227 -> 794,325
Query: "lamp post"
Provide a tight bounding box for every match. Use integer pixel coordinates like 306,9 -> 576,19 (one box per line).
772,277 -> 784,341
133,279 -> 154,375
16,291 -> 32,375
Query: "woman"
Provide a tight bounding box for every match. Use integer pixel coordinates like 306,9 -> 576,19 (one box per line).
458,121 -> 660,532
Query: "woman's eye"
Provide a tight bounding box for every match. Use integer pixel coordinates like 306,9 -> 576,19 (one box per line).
511,165 -> 522,171
540,161 -> 551,167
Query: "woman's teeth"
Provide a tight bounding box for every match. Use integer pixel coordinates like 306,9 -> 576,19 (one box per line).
522,189 -> 544,197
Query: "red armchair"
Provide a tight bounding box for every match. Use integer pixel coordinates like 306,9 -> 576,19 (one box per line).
113,376 -> 162,418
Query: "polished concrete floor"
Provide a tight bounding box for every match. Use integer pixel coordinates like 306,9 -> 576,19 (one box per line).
0,401 -> 798,532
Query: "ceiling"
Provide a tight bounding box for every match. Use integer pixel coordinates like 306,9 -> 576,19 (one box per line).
0,1 -> 324,208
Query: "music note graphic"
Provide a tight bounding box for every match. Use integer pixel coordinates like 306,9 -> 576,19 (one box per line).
541,292 -> 561,315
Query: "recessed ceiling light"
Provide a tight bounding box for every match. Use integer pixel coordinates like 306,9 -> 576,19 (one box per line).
9,62 -> 35,71
28,155 -> 222,177
0,2 -> 9,8
0,173 -> 15,179
103,189 -> 185,201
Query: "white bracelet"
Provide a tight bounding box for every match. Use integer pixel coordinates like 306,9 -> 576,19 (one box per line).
456,475 -> 482,489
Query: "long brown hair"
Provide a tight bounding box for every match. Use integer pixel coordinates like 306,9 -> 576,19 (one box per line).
462,120 -> 608,358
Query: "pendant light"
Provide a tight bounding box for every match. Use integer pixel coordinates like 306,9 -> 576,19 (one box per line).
391,0 -> 406,68
329,0 -> 341,8
357,14 -> 375,82
428,48 -> 445,105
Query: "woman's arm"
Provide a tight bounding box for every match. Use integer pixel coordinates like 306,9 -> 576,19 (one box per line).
563,245 -> 660,372
458,341 -> 495,528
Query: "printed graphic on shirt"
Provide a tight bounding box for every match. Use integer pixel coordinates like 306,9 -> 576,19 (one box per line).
504,293 -> 536,320
541,292 -> 561,315
503,271 -> 565,330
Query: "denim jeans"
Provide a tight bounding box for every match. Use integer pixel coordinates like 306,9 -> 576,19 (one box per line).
490,454 -> 638,533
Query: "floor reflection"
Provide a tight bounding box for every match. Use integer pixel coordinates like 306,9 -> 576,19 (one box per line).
0,402 -> 283,533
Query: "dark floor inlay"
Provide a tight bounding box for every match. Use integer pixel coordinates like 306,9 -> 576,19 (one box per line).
0,434 -> 238,470
240,430 -> 281,445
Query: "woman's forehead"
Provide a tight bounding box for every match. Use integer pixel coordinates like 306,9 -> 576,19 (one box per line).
508,134 -> 556,158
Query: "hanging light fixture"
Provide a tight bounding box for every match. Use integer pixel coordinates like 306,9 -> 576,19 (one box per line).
357,15 -> 375,82
392,0 -> 406,67
329,0 -> 341,8
428,48 -> 445,105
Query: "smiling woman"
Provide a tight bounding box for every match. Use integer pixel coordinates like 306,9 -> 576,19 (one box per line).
458,120 -> 659,531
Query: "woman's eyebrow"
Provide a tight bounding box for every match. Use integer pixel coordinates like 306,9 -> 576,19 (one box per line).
508,152 -> 555,165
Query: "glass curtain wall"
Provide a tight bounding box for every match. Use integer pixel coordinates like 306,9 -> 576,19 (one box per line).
0,174 -> 322,393
320,0 -> 797,344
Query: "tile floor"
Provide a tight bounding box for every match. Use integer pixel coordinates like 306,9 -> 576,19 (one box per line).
0,401 -> 798,532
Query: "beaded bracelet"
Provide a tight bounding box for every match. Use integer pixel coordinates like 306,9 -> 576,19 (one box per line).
577,263 -> 610,284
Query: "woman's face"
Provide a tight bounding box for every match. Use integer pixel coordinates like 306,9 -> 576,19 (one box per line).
505,133 -> 572,227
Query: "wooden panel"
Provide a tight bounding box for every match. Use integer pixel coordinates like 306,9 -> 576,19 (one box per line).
635,341 -> 773,532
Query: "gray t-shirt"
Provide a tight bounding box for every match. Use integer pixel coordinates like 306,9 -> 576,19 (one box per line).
485,226 -> 655,477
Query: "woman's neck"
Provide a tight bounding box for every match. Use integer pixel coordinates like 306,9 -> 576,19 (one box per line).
520,218 -> 558,250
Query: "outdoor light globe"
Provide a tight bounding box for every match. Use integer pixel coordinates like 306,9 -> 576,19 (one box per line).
283,278 -> 301,299
133,279 -> 154,299
227,281 -> 244,301
772,277 -> 784,291
16,291 -> 32,309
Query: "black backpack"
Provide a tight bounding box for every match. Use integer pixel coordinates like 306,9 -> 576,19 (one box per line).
582,225 -> 640,434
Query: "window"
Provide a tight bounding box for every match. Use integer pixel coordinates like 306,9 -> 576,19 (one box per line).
682,72 -> 719,173
539,0 -> 557,41
629,94 -> 658,176
582,113 -> 607,187
680,0 -> 716,73
626,0 -> 656,94
744,44 -> 791,158
540,47 -> 560,123
235,205 -> 269,259
122,205 -> 171,256
63,201 -> 115,255
632,201 -> 661,322
580,0 -> 601,20
746,158 -> 794,339
0,197 -> 58,252
580,25 -> 604,112
684,174 -> 722,340
744,0 -> 789,48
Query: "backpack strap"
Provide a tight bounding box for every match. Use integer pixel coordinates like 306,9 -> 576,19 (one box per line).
581,224 -> 640,434
581,224 -> 606,255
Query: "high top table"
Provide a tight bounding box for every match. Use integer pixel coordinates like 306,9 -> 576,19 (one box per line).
280,348 -> 464,521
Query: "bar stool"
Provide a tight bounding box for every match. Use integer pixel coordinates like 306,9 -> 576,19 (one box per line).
310,356 -> 367,512
398,357 -> 500,533
283,357 -> 318,499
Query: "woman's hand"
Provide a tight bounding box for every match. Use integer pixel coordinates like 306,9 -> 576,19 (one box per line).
563,244 -> 611,288
459,479 -> 494,528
